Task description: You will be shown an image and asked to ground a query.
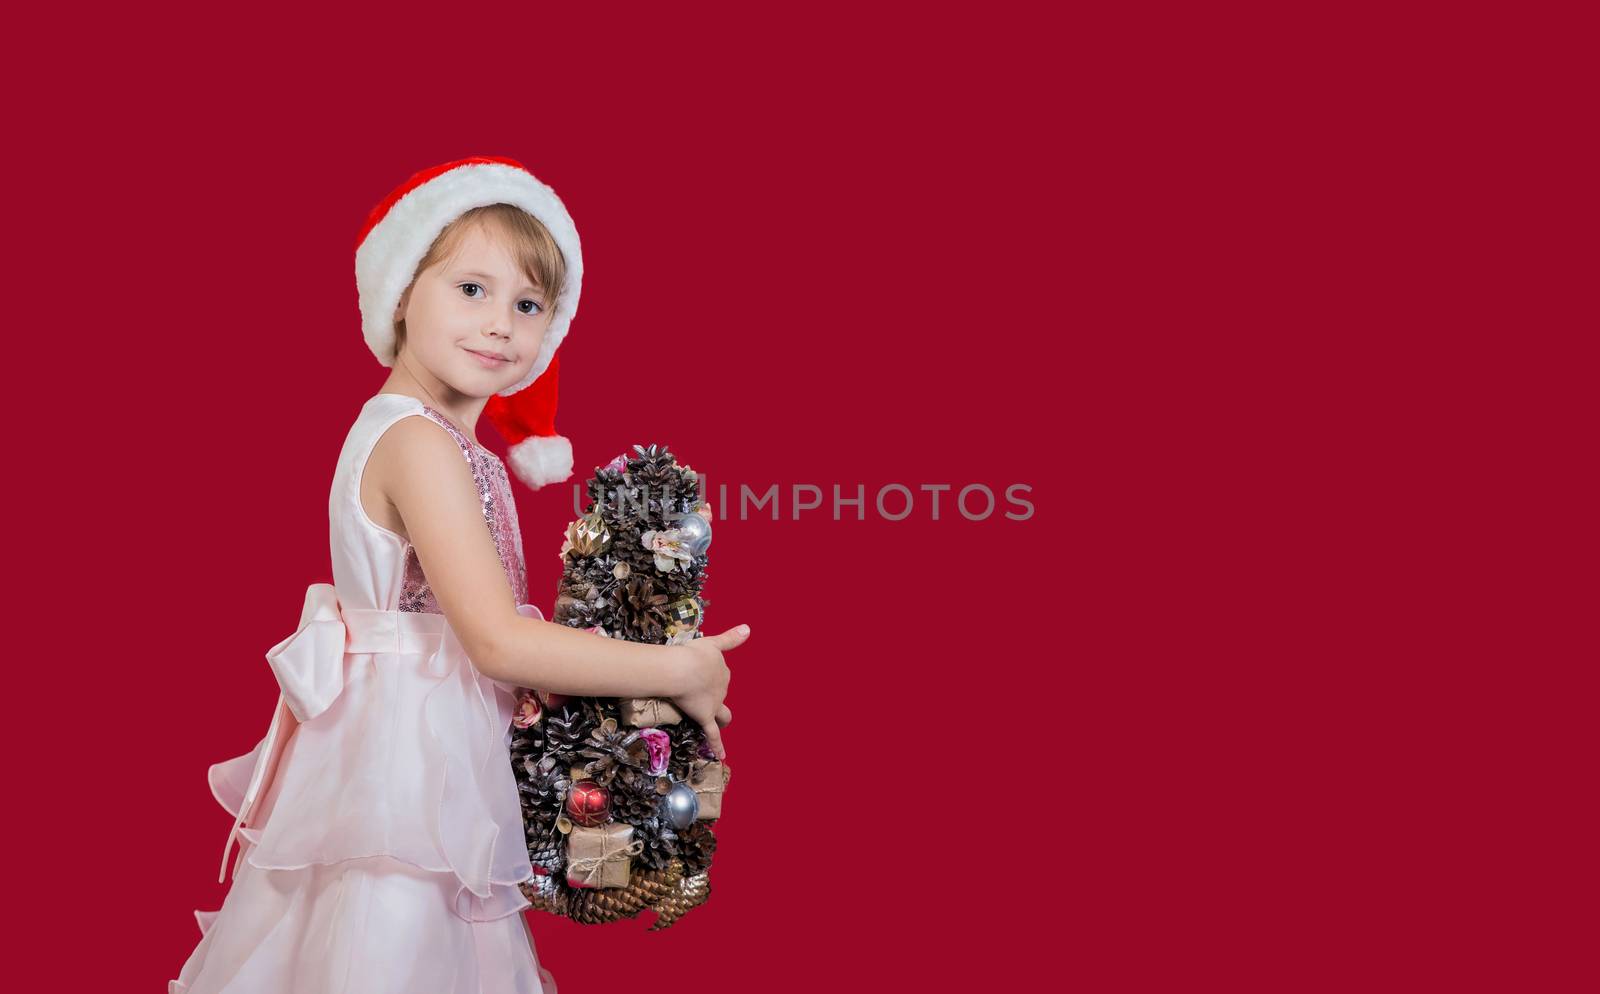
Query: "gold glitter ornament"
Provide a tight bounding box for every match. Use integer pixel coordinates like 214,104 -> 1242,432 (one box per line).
667,597 -> 702,630
570,512 -> 612,555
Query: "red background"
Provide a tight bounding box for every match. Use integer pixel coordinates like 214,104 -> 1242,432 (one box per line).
10,4 -> 1587,992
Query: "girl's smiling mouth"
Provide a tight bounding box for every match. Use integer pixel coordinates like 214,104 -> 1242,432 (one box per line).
464,347 -> 512,367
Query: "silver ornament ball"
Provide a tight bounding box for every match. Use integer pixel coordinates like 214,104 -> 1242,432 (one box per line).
672,512 -> 712,555
664,781 -> 700,829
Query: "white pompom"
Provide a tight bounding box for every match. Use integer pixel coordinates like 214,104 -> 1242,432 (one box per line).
506,435 -> 574,490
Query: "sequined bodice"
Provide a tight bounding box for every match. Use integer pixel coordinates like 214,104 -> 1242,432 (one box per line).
396,405 -> 528,613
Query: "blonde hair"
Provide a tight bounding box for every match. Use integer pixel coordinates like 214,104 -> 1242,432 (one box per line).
395,203 -> 568,354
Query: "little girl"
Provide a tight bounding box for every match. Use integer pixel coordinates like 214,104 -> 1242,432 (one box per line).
169,156 -> 750,994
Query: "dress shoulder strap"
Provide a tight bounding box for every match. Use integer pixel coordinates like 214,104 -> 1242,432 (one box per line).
336,394 -> 479,542
411,404 -> 482,460
329,393 -> 523,612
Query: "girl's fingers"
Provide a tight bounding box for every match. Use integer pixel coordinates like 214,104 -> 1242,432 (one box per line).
715,704 -> 732,727
708,625 -> 751,651
700,722 -> 726,762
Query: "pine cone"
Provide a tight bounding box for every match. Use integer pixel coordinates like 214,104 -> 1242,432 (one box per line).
508,724 -> 545,766
587,459 -> 627,505
625,445 -> 694,523
575,720 -> 637,787
677,822 -> 718,877
527,828 -> 566,875
630,815 -> 681,873
647,863 -> 710,931
668,726 -> 708,779
621,577 -> 670,642
522,860 -> 707,930
517,754 -> 571,825
609,767 -> 667,822
554,577 -> 607,627
543,706 -> 594,761
578,696 -> 622,731
630,443 -> 674,473
557,575 -> 599,601
520,877 -> 556,913
637,480 -> 680,514
561,861 -> 684,925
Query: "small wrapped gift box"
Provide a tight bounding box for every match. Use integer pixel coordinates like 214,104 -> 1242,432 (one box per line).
689,760 -> 731,820
564,822 -> 642,889
619,697 -> 683,727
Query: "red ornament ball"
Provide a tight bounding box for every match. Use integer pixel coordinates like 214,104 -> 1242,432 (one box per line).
565,779 -> 612,827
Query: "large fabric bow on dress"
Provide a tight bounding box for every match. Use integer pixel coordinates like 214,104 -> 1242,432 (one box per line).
212,583 -> 361,881
209,581 -> 542,923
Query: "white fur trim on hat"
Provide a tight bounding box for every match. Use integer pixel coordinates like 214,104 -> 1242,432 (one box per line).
355,161 -> 584,397
506,434 -> 574,490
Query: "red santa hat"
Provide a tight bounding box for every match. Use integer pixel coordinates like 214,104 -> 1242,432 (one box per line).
354,155 -> 583,490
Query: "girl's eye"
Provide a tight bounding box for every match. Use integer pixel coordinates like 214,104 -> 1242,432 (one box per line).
461,283 -> 541,315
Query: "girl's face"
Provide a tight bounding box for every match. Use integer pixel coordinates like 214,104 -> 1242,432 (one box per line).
392,221 -> 555,399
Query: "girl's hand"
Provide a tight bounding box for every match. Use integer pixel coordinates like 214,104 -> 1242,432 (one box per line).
670,625 -> 750,761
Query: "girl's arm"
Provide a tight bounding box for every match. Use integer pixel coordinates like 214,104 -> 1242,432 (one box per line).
372,416 -> 747,756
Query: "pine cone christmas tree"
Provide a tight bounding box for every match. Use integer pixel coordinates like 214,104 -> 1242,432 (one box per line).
508,445 -> 728,929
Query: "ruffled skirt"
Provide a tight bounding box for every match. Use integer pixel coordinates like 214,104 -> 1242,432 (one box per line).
169,796 -> 558,994
170,590 -> 555,993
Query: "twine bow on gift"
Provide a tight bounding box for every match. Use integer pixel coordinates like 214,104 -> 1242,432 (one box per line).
690,761 -> 731,798
622,697 -> 680,726
567,834 -> 645,888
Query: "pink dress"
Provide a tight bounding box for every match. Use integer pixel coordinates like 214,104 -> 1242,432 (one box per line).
170,393 -> 557,994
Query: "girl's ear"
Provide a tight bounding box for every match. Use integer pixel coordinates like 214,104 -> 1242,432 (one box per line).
393,286 -> 411,323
